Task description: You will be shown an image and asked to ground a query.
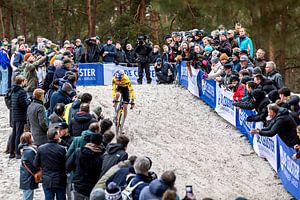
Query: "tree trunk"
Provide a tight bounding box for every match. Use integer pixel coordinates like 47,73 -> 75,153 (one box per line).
91,0 -> 97,36
0,6 -> 5,38
150,10 -> 159,44
11,7 -> 17,38
137,0 -> 145,24
86,0 -> 92,37
61,0 -> 70,41
21,11 -> 27,38
48,0 -> 56,40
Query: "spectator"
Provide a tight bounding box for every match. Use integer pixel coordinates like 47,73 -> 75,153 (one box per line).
0,42 -> 10,95
49,82 -> 73,115
19,132 -> 38,200
126,156 -> 153,200
100,135 -> 129,177
149,45 -> 161,64
66,134 -> 103,198
236,28 -> 254,57
90,188 -> 105,200
135,36 -> 152,84
102,130 -> 115,149
139,171 -> 177,200
44,79 -> 60,110
206,57 -> 223,80
251,103 -> 300,147
74,39 -> 86,63
155,60 -> 174,84
227,30 -> 238,49
13,43 -> 26,68
217,31 -> 231,56
85,36 -> 102,63
101,36 -> 116,63
124,43 -> 137,65
49,103 -> 66,128
56,122 -> 73,149
232,51 -> 241,72
234,89 -> 270,125
265,61 -> 284,89
253,74 -> 277,95
43,60 -> 61,93
241,80 -> 256,102
230,76 -> 245,101
10,75 -> 30,159
240,55 -> 254,76
100,118 -> 113,135
219,53 -> 229,65
215,62 -> 235,87
66,122 -> 100,159
277,87 -> 300,113
69,103 -> 97,137
27,89 -> 48,146
162,189 -> 177,200
53,58 -> 73,80
34,128 -> 67,200
253,49 -> 266,75
105,182 -> 122,200
115,42 -> 127,64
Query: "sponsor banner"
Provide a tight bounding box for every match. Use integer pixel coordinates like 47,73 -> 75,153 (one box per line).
277,136 -> 300,197
188,67 -> 200,97
198,70 -> 216,109
103,64 -> 156,85
77,63 -> 104,86
179,61 -> 188,89
235,109 -> 256,144
215,85 -> 236,126
253,134 -> 278,171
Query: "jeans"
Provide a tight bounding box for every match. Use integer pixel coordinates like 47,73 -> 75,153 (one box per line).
43,187 -> 66,200
138,62 -> 151,84
0,66 -> 8,95
9,121 -> 25,155
23,189 -> 34,200
71,191 -> 89,200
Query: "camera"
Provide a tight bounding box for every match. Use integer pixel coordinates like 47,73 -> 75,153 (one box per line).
137,36 -> 145,45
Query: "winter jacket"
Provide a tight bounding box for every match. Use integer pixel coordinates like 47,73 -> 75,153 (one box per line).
53,65 -> 70,80
102,44 -> 116,63
68,111 -> 97,137
236,36 -> 254,57
129,174 -> 152,200
148,52 -> 161,64
233,60 -> 241,73
45,83 -> 59,110
27,99 -> 48,146
0,49 -> 10,70
256,79 -> 277,95
66,143 -> 103,196
135,44 -> 152,63
218,40 -> 232,56
43,65 -> 56,92
115,49 -> 127,64
240,62 -> 254,76
59,135 -> 73,150
64,99 -> 81,124
85,39 -> 102,63
94,164 -> 120,190
156,63 -> 174,84
106,166 -> 135,190
19,144 -> 38,190
11,85 -> 30,122
233,84 -> 245,101
66,129 -> 95,159
207,62 -> 223,80
125,50 -> 138,64
13,50 -> 25,67
100,143 -> 128,177
49,89 -> 72,115
259,108 -> 300,147
253,58 -> 266,75
266,70 -> 284,89
139,179 -> 171,200
74,44 -> 86,63
34,140 -> 67,189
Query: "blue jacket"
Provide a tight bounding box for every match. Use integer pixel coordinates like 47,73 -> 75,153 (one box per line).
13,50 -> 25,67
0,49 -> 10,69
236,36 -> 254,57
129,174 -> 152,200
49,89 -> 72,114
139,179 -> 170,200
53,65 -> 70,80
102,44 -> 116,63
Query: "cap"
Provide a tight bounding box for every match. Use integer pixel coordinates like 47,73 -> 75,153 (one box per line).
211,57 -> 219,63
107,36 -> 112,41
240,55 -> 249,62
55,122 -> 68,129
253,67 -> 262,75
241,76 -> 253,84
96,36 -> 101,40
164,34 -> 172,40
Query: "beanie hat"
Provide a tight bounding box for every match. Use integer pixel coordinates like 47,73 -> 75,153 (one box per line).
90,188 -> 105,200
24,53 -> 32,62
219,53 -> 229,61
204,45 -> 213,52
211,57 -> 219,64
37,43 -> 45,52
105,182 -> 122,200
240,55 -> 249,62
233,51 -> 240,58
240,49 -> 248,55
90,134 -> 103,146
241,76 -> 252,84
253,67 -> 262,75
230,75 -> 240,83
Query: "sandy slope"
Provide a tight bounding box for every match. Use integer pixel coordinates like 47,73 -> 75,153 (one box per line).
0,85 -> 292,200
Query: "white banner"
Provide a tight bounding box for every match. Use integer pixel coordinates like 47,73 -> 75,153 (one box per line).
253,122 -> 278,171
188,67 -> 200,97
103,64 -> 156,85
215,85 -> 236,126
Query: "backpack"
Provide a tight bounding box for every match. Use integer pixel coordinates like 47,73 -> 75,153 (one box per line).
4,88 -> 13,109
121,179 -> 144,200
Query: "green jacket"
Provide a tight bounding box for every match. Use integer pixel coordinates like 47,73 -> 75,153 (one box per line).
66,129 -> 95,159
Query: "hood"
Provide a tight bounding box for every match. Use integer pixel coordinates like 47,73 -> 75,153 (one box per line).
72,99 -> 81,109
12,85 -> 23,93
287,95 -> 300,106
48,65 -> 56,72
262,78 -> 274,86
106,143 -> 124,154
80,143 -> 102,158
267,70 -> 279,76
149,179 -> 169,197
277,107 -> 289,117
84,143 -> 102,153
74,111 -> 93,122
81,129 -> 95,138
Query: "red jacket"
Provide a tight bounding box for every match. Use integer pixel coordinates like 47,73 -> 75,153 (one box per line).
233,84 -> 245,101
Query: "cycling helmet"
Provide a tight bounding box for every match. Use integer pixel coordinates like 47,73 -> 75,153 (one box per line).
114,70 -> 124,81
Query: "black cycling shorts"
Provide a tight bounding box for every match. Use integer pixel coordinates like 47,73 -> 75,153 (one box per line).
116,86 -> 130,103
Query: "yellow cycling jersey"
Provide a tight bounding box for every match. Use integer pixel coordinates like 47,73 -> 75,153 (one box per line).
112,75 -> 135,100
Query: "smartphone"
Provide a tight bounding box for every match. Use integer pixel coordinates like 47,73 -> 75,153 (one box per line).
185,185 -> 193,198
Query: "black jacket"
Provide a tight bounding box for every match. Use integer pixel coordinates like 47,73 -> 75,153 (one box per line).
256,79 -> 277,95
106,166 -> 135,190
100,143 -> 128,177
260,108 -> 300,147
11,85 -> 30,122
74,44 -> 86,63
53,65 -> 70,80
69,112 -> 97,137
115,49 -> 127,64
135,44 -> 152,63
218,40 -> 232,56
19,144 -> 38,190
85,39 -> 102,63
43,65 -> 56,92
66,143 -> 103,196
34,140 -> 67,189
148,52 -> 161,64
101,44 -> 116,63
49,89 -> 72,115
125,50 -> 137,63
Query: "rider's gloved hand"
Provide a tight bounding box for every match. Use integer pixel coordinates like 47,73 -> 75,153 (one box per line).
130,100 -> 135,109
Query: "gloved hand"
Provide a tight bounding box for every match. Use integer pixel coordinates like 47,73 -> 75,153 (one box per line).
246,116 -> 254,122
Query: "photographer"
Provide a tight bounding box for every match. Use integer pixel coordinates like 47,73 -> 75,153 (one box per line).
155,59 -> 174,84
85,36 -> 102,63
135,36 -> 152,84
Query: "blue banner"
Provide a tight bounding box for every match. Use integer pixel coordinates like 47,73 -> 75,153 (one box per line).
77,63 -> 104,86
198,70 -> 216,109
278,137 -> 300,198
179,61 -> 188,89
236,109 -> 256,144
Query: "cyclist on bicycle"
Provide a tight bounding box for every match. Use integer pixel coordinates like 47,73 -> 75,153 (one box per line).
112,70 -> 135,121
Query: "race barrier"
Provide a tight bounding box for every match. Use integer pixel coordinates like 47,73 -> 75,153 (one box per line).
77,63 -> 156,86
178,61 -> 299,198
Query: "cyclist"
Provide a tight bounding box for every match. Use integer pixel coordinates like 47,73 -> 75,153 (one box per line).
112,70 -> 135,122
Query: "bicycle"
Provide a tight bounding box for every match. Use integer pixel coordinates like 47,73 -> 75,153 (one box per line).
113,96 -> 134,135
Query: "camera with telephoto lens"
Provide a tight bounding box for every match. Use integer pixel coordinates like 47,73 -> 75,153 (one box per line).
137,35 -> 145,45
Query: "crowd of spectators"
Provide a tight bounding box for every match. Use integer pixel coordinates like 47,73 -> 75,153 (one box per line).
0,21 -> 300,200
